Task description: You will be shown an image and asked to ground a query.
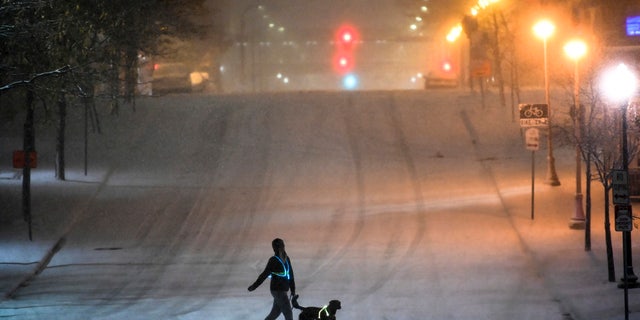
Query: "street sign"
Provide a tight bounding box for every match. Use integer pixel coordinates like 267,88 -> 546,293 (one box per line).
519,118 -> 549,127
525,128 -> 540,151
612,170 -> 630,205
615,205 -> 633,232
519,103 -> 549,127
613,184 -> 631,204
471,59 -> 491,78
612,170 -> 629,184
12,150 -> 37,169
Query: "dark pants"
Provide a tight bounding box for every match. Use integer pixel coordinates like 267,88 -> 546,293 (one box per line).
265,290 -> 293,320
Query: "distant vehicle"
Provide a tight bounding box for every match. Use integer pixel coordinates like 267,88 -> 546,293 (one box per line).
423,60 -> 458,89
151,62 -> 209,94
152,62 -> 192,93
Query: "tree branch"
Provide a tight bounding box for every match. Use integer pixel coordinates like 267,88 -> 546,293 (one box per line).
0,65 -> 72,93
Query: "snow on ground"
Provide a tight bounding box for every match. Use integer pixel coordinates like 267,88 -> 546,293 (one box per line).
0,89 -> 639,319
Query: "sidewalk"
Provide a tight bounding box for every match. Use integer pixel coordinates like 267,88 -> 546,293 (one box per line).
468,97 -> 640,320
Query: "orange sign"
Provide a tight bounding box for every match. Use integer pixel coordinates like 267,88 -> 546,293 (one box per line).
471,59 -> 491,77
13,150 -> 37,169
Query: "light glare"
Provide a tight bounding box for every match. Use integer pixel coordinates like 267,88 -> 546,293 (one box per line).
343,74 -> 358,90
533,20 -> 555,40
601,63 -> 638,103
446,24 -> 463,42
563,39 -> 587,61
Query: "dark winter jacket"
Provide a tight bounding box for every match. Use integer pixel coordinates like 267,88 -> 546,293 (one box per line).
250,255 -> 296,294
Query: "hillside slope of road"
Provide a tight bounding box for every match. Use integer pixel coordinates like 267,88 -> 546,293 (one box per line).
0,90 -> 638,319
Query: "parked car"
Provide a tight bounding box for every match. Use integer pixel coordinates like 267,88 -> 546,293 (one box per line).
152,62 -> 192,94
423,60 -> 458,89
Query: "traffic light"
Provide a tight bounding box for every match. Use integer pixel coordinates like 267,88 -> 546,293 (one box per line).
341,30 -> 353,43
342,73 -> 358,90
333,52 -> 354,74
441,60 -> 453,73
336,25 -> 358,49
333,24 -> 359,75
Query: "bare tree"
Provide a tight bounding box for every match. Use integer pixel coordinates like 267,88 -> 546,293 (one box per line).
1,0 -> 227,239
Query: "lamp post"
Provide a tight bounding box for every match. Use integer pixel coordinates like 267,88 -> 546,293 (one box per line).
446,24 -> 464,88
601,63 -> 639,295
533,20 -> 561,186
564,39 -> 587,229
240,6 -> 250,91
240,2 -> 262,92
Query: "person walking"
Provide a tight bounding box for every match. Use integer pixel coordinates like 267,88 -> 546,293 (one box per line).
248,238 -> 296,320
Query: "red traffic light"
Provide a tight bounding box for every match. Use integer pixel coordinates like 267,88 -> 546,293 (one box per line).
333,52 -> 354,74
442,61 -> 453,72
333,24 -> 359,75
341,30 -> 353,44
335,24 -> 359,47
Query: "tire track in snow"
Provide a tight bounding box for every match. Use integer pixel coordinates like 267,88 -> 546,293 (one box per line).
305,93 -> 367,272
313,92 -> 432,298
384,92 -> 427,256
284,96 -> 339,286
355,92 -> 431,295
136,97 -> 280,317
339,93 -> 367,252
174,98 -> 277,314
93,104 -> 240,317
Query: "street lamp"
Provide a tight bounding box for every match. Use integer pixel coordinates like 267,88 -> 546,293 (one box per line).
446,24 -> 464,88
601,63 -> 639,291
240,2 -> 263,92
533,20 -> 561,186
564,39 -> 587,229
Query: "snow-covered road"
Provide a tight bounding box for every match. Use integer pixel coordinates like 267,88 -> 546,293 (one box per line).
1,90 -> 639,319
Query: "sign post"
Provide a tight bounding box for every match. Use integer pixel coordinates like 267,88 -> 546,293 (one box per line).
519,104 -> 548,220
526,128 -> 540,220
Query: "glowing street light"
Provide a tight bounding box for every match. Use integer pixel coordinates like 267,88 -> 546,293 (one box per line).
564,40 -> 587,61
601,63 -> 639,297
601,63 -> 638,103
533,19 -> 561,186
446,24 -> 463,43
533,20 -> 555,39
470,0 -> 499,16
564,39 -> 587,229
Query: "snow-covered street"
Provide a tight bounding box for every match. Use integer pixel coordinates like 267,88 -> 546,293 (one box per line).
1,89 -> 639,319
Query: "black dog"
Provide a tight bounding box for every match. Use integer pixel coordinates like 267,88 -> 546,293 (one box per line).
292,294 -> 341,320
